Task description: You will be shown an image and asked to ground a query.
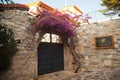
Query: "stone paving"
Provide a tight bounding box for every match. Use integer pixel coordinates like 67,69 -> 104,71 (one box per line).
37,71 -> 75,80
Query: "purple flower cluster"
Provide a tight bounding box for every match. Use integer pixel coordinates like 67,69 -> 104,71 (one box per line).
34,10 -> 76,38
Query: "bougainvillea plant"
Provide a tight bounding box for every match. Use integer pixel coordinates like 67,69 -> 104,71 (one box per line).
32,9 -> 91,73
33,10 -> 77,39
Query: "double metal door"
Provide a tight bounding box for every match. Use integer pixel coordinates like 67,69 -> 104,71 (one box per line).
38,42 -> 64,75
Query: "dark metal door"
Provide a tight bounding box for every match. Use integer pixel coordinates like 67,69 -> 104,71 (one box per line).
38,42 -> 64,75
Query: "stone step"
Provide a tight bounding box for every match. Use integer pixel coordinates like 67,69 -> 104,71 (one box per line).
37,70 -> 75,80
61,73 -> 82,80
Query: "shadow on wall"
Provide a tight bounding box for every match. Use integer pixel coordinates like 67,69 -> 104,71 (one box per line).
107,68 -> 120,80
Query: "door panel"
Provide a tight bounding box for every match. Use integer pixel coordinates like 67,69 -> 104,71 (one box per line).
38,42 -> 64,75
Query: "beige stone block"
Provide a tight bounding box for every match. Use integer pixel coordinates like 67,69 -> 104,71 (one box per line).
16,77 -> 26,80
107,55 -> 113,59
115,32 -> 120,35
85,56 -> 89,60
104,60 -> 112,67
118,41 -> 120,44
117,49 -> 120,52
5,21 -> 15,25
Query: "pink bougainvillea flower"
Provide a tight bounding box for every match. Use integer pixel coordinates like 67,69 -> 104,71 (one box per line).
33,10 -> 77,38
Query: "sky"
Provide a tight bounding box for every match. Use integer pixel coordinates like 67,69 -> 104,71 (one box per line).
12,0 -> 105,13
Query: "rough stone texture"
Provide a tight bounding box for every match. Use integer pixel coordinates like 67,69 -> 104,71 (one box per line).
37,71 -> 75,80
0,10 -> 37,80
0,9 -> 74,80
68,18 -> 120,80
0,9 -> 120,80
63,68 -> 120,80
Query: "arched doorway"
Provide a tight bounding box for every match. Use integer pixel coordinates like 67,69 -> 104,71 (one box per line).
38,33 -> 64,75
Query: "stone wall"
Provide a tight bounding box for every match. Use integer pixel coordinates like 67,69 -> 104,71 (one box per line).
0,10 -> 37,80
0,9 -> 120,80
70,18 -> 120,80
0,9 -> 74,80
